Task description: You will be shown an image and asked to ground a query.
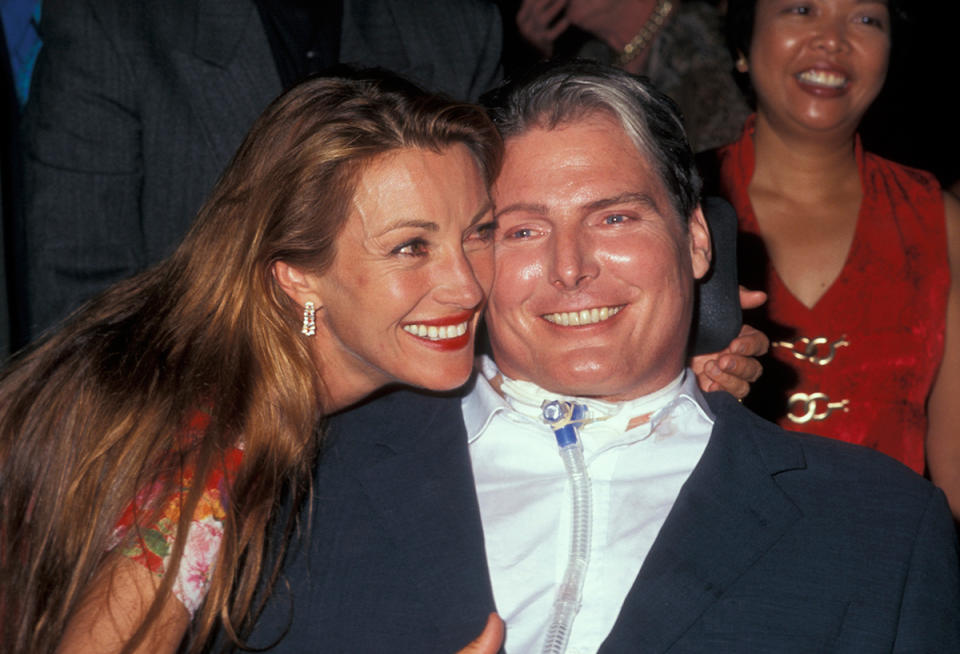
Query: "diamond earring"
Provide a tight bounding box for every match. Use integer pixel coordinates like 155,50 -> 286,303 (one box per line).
301,301 -> 316,336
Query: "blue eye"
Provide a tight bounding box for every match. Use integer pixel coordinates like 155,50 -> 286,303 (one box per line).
506,227 -> 535,239
603,214 -> 630,225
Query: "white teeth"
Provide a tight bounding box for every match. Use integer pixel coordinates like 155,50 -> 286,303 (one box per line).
797,70 -> 846,88
403,320 -> 470,340
543,305 -> 624,326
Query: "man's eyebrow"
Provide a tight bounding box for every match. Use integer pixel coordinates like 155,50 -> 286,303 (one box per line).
494,202 -> 549,219
585,192 -> 662,214
494,192 -> 662,219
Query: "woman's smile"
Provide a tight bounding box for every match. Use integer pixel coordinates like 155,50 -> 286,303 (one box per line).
402,309 -> 478,349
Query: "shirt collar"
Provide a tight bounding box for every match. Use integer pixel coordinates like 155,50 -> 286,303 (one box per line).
462,355 -> 714,444
462,358 -> 512,444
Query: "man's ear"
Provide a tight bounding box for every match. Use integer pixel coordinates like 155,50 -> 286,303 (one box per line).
688,205 -> 712,280
272,260 -> 322,309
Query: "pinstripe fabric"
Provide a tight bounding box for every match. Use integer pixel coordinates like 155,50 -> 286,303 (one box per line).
18,0 -> 503,338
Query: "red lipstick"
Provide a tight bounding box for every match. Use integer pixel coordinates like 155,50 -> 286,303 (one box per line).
401,310 -> 476,351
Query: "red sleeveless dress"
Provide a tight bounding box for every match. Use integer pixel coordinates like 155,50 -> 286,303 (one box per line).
710,117 -> 949,473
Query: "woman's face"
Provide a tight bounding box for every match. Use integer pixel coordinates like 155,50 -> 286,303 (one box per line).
748,0 -> 891,137
307,144 -> 495,403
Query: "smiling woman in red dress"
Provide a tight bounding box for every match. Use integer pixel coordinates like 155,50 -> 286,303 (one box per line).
702,0 -> 960,516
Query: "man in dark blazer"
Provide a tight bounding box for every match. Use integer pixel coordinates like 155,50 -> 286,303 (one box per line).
248,62 -> 960,652
17,0 -> 502,342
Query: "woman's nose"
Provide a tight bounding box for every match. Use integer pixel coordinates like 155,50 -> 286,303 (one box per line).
811,18 -> 850,53
435,248 -> 486,307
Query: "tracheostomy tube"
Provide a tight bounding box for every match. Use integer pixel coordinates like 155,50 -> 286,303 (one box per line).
539,400 -> 592,654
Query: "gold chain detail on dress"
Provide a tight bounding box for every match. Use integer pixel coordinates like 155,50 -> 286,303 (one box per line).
786,392 -> 850,424
773,336 -> 850,366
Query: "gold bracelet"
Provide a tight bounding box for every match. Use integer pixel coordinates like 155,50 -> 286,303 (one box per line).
617,0 -> 674,67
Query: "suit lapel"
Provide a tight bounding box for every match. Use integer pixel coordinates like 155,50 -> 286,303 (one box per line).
601,394 -> 806,653
344,389 -> 497,631
184,0 -> 281,165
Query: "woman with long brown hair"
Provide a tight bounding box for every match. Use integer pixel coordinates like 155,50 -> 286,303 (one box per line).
0,72 -> 504,653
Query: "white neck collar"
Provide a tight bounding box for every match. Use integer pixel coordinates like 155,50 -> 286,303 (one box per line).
480,355 -> 686,432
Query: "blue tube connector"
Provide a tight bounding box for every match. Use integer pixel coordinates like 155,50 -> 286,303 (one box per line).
541,401 -> 588,448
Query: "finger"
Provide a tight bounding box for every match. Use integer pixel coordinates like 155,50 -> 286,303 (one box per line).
543,17 -> 571,40
457,613 -> 504,654
714,352 -> 763,383
728,324 -> 770,357
517,0 -> 566,26
695,369 -> 716,393
517,0 -> 569,54
702,360 -> 752,399
541,0 -> 568,19
738,285 -> 768,310
689,352 -> 719,388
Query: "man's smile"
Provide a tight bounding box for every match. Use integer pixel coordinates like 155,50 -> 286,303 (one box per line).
541,304 -> 625,326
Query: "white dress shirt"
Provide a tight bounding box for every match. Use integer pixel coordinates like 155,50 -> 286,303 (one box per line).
463,356 -> 715,653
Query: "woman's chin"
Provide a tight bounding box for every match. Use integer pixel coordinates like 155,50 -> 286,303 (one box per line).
403,358 -> 475,393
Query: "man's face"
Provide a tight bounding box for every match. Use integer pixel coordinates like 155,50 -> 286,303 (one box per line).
486,111 -> 711,401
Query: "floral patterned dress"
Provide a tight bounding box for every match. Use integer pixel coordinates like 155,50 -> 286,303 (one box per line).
110,409 -> 243,615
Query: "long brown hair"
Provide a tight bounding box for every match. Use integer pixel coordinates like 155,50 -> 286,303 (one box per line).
0,72 -> 501,653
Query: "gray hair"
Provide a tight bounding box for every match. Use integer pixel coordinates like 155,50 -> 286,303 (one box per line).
487,60 -> 701,221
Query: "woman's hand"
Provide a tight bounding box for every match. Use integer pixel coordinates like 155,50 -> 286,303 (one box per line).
457,613 -> 504,654
516,0 -> 570,57
690,288 -> 769,399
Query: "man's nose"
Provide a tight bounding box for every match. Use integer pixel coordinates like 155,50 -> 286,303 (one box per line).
549,227 -> 599,290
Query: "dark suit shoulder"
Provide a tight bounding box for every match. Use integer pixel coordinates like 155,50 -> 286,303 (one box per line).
326,386 -> 465,449
706,390 -> 933,491
703,389 -> 947,561
659,392 -> 960,652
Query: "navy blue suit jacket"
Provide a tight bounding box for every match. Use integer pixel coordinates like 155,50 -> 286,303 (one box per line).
248,387 -> 960,652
